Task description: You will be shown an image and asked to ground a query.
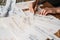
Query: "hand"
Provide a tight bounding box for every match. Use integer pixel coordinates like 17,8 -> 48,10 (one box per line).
29,2 -> 38,14
29,3 -> 34,13
38,8 -> 56,15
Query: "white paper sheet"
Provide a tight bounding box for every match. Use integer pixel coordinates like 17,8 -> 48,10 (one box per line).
0,1 -> 60,40
0,9 -> 60,40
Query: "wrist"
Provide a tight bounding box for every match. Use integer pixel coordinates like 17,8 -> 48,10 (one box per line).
52,8 -> 57,14
53,8 -> 60,14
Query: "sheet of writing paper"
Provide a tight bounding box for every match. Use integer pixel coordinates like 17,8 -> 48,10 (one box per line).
0,1 -> 60,40
0,9 -> 60,40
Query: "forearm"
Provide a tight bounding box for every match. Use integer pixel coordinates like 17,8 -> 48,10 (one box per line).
54,7 -> 60,13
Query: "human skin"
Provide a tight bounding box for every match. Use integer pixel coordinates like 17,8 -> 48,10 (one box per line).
29,3 -> 60,16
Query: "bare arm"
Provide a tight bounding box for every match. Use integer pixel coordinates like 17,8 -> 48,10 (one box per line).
55,7 -> 60,13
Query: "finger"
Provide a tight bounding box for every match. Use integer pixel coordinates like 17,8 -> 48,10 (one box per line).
29,3 -> 34,13
39,9 -> 45,15
44,10 -> 52,15
44,11 -> 49,16
42,9 -> 47,15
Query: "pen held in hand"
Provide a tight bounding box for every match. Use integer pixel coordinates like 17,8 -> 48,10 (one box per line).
32,0 -> 46,14
32,0 -> 38,14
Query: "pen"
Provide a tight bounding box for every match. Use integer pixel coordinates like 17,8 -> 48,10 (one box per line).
32,0 -> 46,14
33,0 -> 38,14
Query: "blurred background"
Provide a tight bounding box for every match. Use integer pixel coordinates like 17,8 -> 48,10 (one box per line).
16,0 -> 32,2
0,0 -> 32,5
